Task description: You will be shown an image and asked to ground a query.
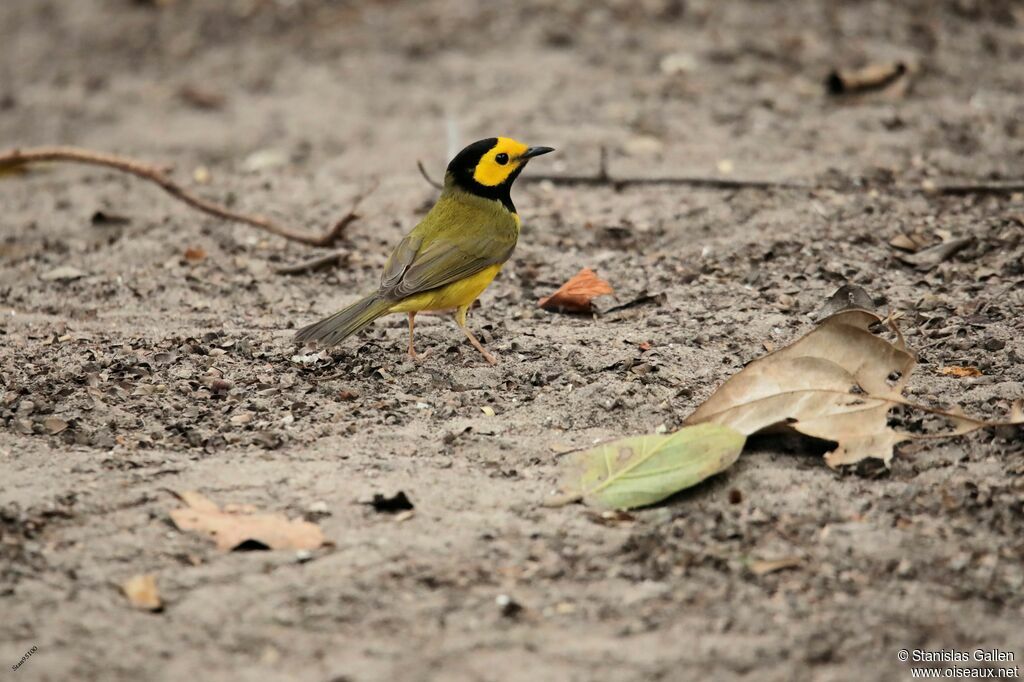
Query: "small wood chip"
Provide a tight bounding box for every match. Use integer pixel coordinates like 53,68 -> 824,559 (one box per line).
749,557 -> 801,576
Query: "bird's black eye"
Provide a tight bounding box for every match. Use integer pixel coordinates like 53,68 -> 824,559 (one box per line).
495,153 -> 509,165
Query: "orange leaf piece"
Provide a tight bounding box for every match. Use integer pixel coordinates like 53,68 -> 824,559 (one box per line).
939,366 -> 982,378
183,246 -> 207,262
169,491 -> 324,551
538,268 -> 613,313
121,574 -> 162,611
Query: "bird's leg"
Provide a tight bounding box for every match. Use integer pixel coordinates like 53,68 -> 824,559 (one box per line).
406,312 -> 429,360
454,305 -> 497,365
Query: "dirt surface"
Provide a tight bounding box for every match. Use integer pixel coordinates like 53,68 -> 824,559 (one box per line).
2,1 -> 1024,680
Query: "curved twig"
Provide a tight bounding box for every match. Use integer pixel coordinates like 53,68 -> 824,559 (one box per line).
0,146 -> 374,247
416,159 -> 443,190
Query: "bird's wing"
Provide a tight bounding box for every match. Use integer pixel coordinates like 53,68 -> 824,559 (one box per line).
380,232 -> 423,292
379,219 -> 516,301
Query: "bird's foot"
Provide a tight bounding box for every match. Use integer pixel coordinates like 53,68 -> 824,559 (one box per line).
407,346 -> 431,361
458,325 -> 499,365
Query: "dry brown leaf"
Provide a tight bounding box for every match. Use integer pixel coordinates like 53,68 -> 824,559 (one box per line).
888,232 -> 931,252
183,246 -> 207,263
538,267 -> 614,313
896,236 -> 973,271
169,491 -> 324,551
813,284 -> 876,322
685,308 -> 1023,468
687,309 -> 912,429
939,366 -> 983,378
122,574 -> 162,611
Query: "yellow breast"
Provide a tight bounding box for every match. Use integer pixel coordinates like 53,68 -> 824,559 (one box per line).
388,264 -> 503,313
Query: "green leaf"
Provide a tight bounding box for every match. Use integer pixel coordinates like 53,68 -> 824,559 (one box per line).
546,423 -> 746,510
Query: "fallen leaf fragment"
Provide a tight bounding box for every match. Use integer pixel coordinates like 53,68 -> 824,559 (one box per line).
544,423 -> 745,510
40,265 -> 86,282
538,267 -> 614,313
183,246 -> 207,263
749,557 -> 801,576
888,232 -> 931,252
122,574 -> 162,611
813,284 -> 876,321
939,366 -> 983,378
826,61 -> 913,98
169,491 -> 324,551
896,236 -> 973,271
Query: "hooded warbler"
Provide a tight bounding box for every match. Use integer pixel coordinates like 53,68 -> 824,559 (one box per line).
295,137 -> 554,364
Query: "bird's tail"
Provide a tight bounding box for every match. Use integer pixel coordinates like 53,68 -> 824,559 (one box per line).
294,294 -> 393,347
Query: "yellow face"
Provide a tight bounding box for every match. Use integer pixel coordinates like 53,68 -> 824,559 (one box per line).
472,137 -> 531,187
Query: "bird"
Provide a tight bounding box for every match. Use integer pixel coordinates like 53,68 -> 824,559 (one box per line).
294,137 -> 554,365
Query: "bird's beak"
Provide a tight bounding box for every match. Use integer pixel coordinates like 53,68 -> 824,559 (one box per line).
521,146 -> 555,160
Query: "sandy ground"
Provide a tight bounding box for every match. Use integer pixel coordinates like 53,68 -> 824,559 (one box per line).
2,1 -> 1024,680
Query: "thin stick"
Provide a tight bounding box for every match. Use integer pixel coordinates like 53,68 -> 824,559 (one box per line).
933,182 -> 1024,196
525,173 -> 812,191
272,249 -> 350,275
521,146 -> 812,191
0,146 -> 374,247
416,159 -> 443,190
522,173 -> 1024,196
597,145 -> 610,182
